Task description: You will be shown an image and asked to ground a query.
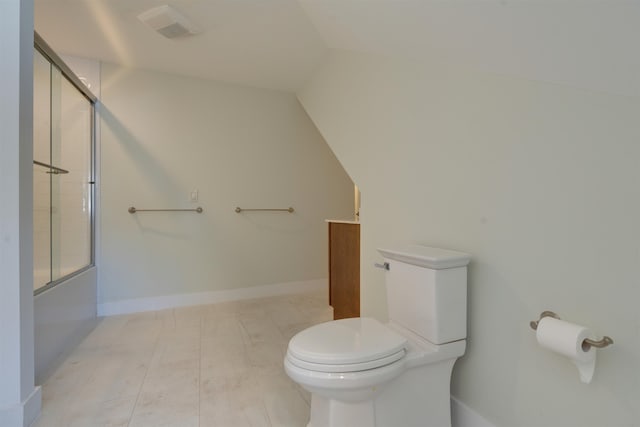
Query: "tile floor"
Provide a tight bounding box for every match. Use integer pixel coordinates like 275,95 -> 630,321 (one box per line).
33,291 -> 333,427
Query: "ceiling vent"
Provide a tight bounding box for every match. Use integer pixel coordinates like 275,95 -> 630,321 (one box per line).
137,5 -> 200,39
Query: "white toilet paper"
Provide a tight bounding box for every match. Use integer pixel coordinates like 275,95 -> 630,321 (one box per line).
535,317 -> 596,383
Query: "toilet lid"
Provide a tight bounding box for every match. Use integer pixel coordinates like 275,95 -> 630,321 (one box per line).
287,317 -> 407,369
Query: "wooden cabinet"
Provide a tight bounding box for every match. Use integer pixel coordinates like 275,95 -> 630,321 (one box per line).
328,221 -> 360,319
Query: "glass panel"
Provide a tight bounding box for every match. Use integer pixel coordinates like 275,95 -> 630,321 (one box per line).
34,44 -> 94,294
33,49 -> 52,291
50,70 -> 92,281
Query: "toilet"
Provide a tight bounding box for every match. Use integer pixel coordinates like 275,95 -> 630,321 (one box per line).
284,245 -> 470,427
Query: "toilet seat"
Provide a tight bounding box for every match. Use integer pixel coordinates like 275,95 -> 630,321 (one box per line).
287,348 -> 406,373
287,317 -> 408,373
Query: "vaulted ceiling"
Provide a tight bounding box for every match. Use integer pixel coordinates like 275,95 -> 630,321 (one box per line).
35,0 -> 640,96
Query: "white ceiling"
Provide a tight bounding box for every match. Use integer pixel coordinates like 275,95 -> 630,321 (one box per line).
34,0 -> 328,91
35,0 -> 640,96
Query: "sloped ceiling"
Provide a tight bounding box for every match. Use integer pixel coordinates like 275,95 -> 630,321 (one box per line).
34,0 -> 328,91
35,0 -> 640,96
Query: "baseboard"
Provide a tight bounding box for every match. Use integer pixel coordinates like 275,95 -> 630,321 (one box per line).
97,278 -> 327,316
451,396 -> 496,427
0,386 -> 41,427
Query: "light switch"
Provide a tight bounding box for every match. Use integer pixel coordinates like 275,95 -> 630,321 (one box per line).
190,189 -> 198,203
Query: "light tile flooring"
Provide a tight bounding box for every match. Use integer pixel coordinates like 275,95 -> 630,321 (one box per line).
34,291 -> 333,427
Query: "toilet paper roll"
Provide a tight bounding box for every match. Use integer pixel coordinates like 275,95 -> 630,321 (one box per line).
536,317 -> 596,383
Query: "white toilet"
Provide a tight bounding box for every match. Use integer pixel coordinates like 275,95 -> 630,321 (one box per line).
284,245 -> 470,427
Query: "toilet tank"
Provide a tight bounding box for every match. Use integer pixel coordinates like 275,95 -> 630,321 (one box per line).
377,245 -> 470,345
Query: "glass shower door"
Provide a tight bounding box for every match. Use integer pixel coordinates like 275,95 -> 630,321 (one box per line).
33,49 -> 52,289
51,65 -> 92,281
33,47 -> 94,293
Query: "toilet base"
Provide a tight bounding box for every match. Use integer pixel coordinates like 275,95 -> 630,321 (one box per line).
305,359 -> 456,427
309,394 -> 375,427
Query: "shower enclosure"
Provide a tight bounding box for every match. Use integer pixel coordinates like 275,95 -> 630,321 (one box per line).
33,34 -> 96,294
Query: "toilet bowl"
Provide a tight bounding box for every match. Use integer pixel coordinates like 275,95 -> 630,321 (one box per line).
284,245 -> 471,427
284,317 -> 465,427
285,317 -> 408,402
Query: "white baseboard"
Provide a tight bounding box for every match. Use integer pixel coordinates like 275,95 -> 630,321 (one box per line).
451,396 -> 496,427
0,386 -> 41,427
97,279 -> 327,317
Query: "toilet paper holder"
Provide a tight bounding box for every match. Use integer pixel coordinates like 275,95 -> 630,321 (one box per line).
529,311 -> 614,350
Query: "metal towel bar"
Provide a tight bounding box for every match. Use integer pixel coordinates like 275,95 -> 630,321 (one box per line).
33,160 -> 69,174
128,207 -> 203,214
235,207 -> 294,213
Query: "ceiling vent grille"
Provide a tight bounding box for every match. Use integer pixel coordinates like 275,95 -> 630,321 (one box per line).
137,5 -> 200,39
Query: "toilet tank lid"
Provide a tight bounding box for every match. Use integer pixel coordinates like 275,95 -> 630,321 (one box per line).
377,245 -> 470,269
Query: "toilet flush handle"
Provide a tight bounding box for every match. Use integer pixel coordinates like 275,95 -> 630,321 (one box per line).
374,262 -> 390,271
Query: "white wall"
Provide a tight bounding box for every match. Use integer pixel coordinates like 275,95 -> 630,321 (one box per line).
0,0 -> 41,425
297,50 -> 640,427
99,64 -> 353,308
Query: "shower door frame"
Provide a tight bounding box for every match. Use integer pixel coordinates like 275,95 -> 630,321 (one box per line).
33,32 -> 98,296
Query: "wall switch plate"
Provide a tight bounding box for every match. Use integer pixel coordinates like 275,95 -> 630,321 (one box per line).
190,189 -> 198,203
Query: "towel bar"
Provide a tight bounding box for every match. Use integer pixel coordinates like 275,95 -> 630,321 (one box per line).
235,207 -> 294,213
128,207 -> 203,213
33,160 -> 69,174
